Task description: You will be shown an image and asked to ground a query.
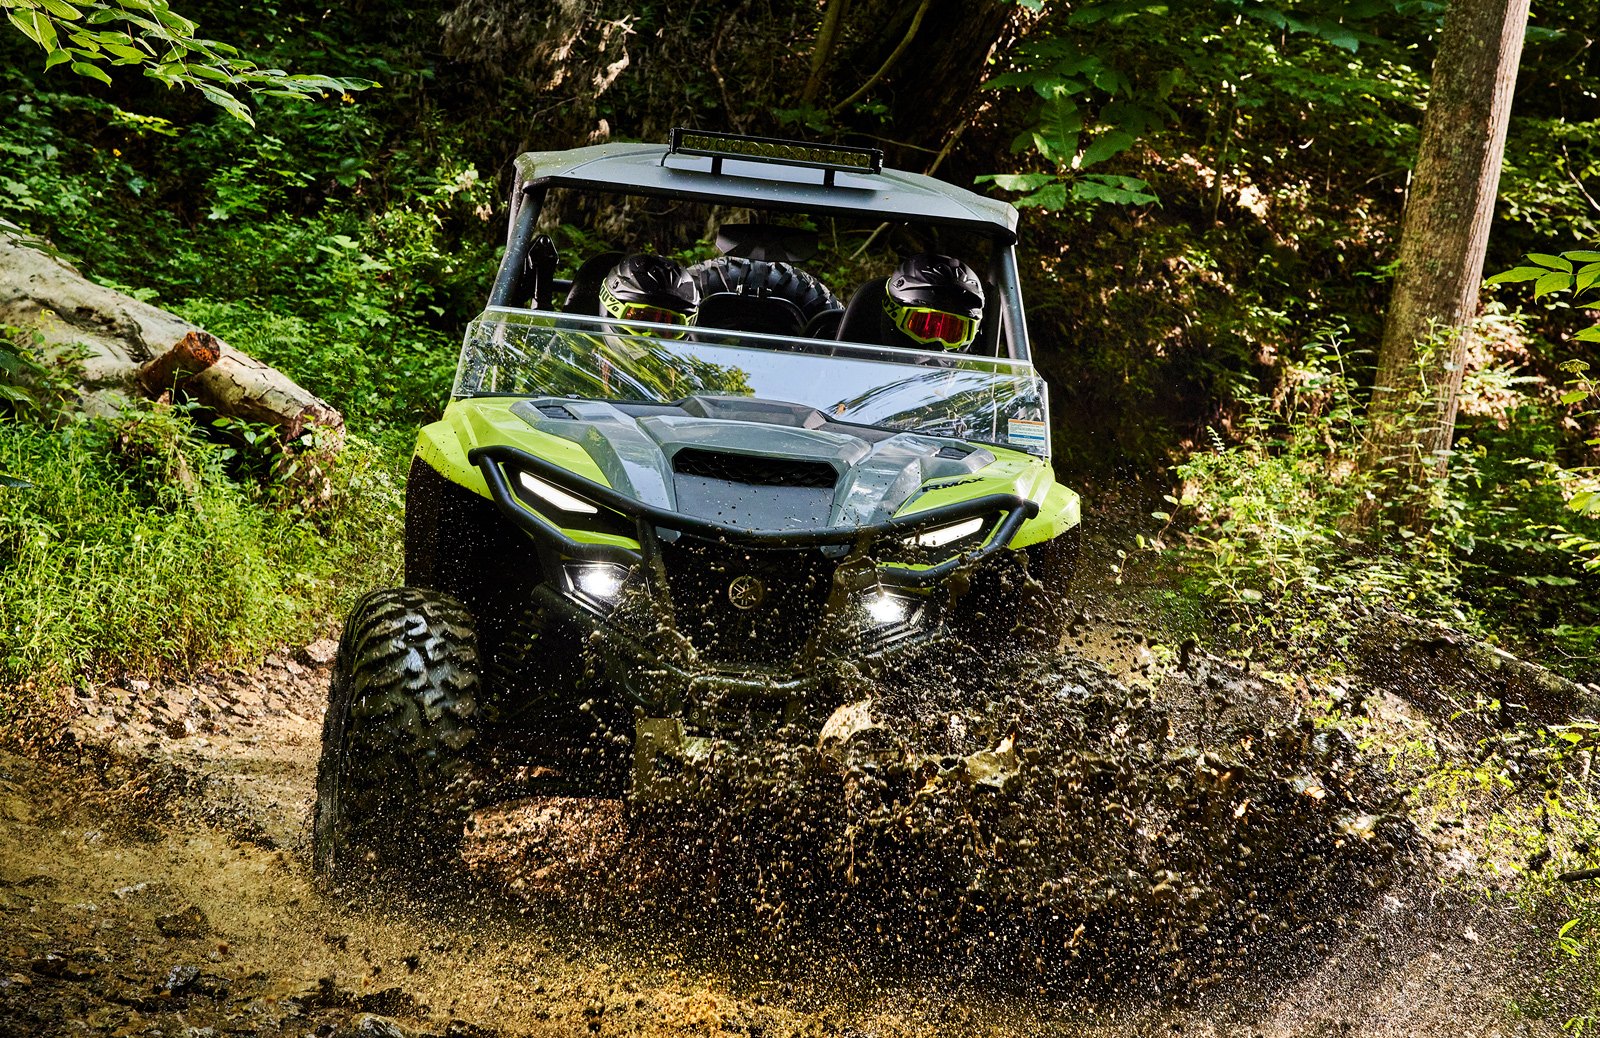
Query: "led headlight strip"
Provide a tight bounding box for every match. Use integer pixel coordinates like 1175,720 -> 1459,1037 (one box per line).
910,516 -> 985,549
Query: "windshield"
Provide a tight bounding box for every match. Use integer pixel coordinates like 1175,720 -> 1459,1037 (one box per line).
454,309 -> 1050,456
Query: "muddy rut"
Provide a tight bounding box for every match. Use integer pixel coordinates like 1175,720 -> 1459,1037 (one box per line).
0,627 -> 1557,1037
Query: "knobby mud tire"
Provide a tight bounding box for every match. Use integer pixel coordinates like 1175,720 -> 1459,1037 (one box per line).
312,587 -> 481,879
947,525 -> 1081,655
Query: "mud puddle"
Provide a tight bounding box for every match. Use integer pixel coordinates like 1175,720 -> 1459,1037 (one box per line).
0,634 -> 1556,1036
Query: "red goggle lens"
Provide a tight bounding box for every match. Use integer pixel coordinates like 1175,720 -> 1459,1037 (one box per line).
903,309 -> 975,347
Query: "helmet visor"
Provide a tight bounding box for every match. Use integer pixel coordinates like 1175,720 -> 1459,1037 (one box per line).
602,299 -> 691,339
887,302 -> 979,350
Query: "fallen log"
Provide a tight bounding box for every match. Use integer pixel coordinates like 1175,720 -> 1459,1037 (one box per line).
137,329 -> 222,396
0,225 -> 343,445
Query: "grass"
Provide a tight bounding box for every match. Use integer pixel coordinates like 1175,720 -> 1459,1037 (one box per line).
0,405 -> 403,707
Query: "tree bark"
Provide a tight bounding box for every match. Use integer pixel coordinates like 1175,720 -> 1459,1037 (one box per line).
802,0 -> 851,106
0,228 -> 343,445
137,329 -> 222,396
1363,0 -> 1529,505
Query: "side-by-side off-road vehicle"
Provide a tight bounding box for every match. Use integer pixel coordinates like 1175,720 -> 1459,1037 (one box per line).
312,130 -> 1082,873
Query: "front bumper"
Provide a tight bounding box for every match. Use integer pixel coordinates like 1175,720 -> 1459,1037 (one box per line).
470,442 -> 1038,724
529,582 -> 937,726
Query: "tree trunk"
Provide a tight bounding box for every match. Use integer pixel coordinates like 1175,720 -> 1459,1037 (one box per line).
1363,0 -> 1529,507
0,228 -> 343,445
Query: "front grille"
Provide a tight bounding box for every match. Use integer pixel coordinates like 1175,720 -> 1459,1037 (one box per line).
672,448 -> 837,488
659,536 -> 836,666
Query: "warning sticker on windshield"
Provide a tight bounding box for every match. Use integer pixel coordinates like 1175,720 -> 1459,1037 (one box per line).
1007,418 -> 1048,449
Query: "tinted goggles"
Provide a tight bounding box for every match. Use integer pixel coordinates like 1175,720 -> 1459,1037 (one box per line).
601,290 -> 692,339
884,299 -> 979,350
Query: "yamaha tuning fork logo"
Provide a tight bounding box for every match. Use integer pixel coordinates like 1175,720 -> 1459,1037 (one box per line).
727,575 -> 766,610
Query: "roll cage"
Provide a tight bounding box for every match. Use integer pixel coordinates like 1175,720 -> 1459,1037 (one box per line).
488,131 -> 1034,362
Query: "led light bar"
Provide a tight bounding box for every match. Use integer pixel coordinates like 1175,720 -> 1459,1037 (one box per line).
519,470 -> 599,515
911,516 -> 985,549
669,128 -> 883,175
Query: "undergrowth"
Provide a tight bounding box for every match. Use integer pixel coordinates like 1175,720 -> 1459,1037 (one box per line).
0,330 -> 402,707
1161,319 -> 1600,678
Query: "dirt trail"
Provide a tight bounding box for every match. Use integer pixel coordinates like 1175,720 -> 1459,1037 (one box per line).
0,633 -> 1561,1037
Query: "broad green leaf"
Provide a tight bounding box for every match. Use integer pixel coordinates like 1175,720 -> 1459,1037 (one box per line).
1533,271 -> 1571,298
1090,66 -> 1129,94
1575,265 -> 1600,294
35,0 -> 82,19
7,9 -> 52,49
103,41 -> 146,62
1563,250 -> 1600,263
1576,325 -> 1600,343
69,59 -> 112,84
1034,92 -> 1083,165
1528,252 -> 1574,272
1080,128 -> 1135,168
1017,182 -> 1069,210
186,62 -> 237,83
43,46 -> 71,68
1561,390 -> 1592,405
1486,266 -> 1553,285
980,172 -> 1057,192
1076,173 -> 1157,204
196,82 -> 254,125
1570,491 -> 1600,516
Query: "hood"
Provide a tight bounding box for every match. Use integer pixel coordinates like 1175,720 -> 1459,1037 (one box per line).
510,395 -> 995,531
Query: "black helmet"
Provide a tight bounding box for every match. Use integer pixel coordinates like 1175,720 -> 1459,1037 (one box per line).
600,254 -> 698,334
883,253 -> 985,351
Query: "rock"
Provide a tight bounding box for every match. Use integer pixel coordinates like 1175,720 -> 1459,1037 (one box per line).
341,1014 -> 412,1038
301,639 -> 340,666
155,904 -> 210,938
163,963 -> 200,993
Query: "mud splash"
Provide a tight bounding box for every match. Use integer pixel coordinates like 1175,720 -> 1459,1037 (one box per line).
465,645 -> 1421,992
0,624 -> 1553,1036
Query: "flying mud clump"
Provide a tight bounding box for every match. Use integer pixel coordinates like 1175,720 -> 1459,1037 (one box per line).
468,651 -> 1421,990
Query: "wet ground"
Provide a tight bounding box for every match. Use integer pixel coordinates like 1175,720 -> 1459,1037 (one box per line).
0,623 -> 1572,1037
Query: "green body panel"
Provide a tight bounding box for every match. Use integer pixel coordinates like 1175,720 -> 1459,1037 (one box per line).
415,398 -> 642,549
891,445 -> 1079,550
414,397 -> 1080,553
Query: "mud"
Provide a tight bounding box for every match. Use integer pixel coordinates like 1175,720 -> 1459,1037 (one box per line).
0,630 -> 1565,1036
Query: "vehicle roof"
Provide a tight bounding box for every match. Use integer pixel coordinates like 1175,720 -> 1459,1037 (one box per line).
512,143 -> 1020,242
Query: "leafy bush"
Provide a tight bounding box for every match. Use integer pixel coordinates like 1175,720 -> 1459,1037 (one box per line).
1164,321 -> 1600,673
0,403 -> 402,700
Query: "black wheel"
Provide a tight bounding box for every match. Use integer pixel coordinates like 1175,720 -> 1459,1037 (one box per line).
312,587 -> 482,878
947,525 -> 1081,652
1020,524 -> 1081,651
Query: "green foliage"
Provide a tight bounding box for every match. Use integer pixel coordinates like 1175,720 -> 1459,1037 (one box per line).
1165,322 -> 1600,672
980,0 -> 1433,213
1,0 -> 370,124
0,402 -> 402,698
0,38 -> 486,689
1488,248 -> 1600,526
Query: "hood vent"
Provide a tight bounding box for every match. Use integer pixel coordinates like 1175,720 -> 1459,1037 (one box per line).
672,448 -> 838,488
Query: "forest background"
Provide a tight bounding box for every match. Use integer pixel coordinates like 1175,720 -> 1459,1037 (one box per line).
0,0 -> 1598,691
1,0 -> 1600,1025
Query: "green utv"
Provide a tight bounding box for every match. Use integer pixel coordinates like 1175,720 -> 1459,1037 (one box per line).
311,131 -> 1082,874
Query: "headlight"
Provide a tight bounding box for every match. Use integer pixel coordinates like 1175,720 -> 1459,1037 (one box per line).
908,516 -> 984,549
858,588 -> 923,629
518,471 -> 599,514
505,466 -> 637,542
563,562 -> 631,611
